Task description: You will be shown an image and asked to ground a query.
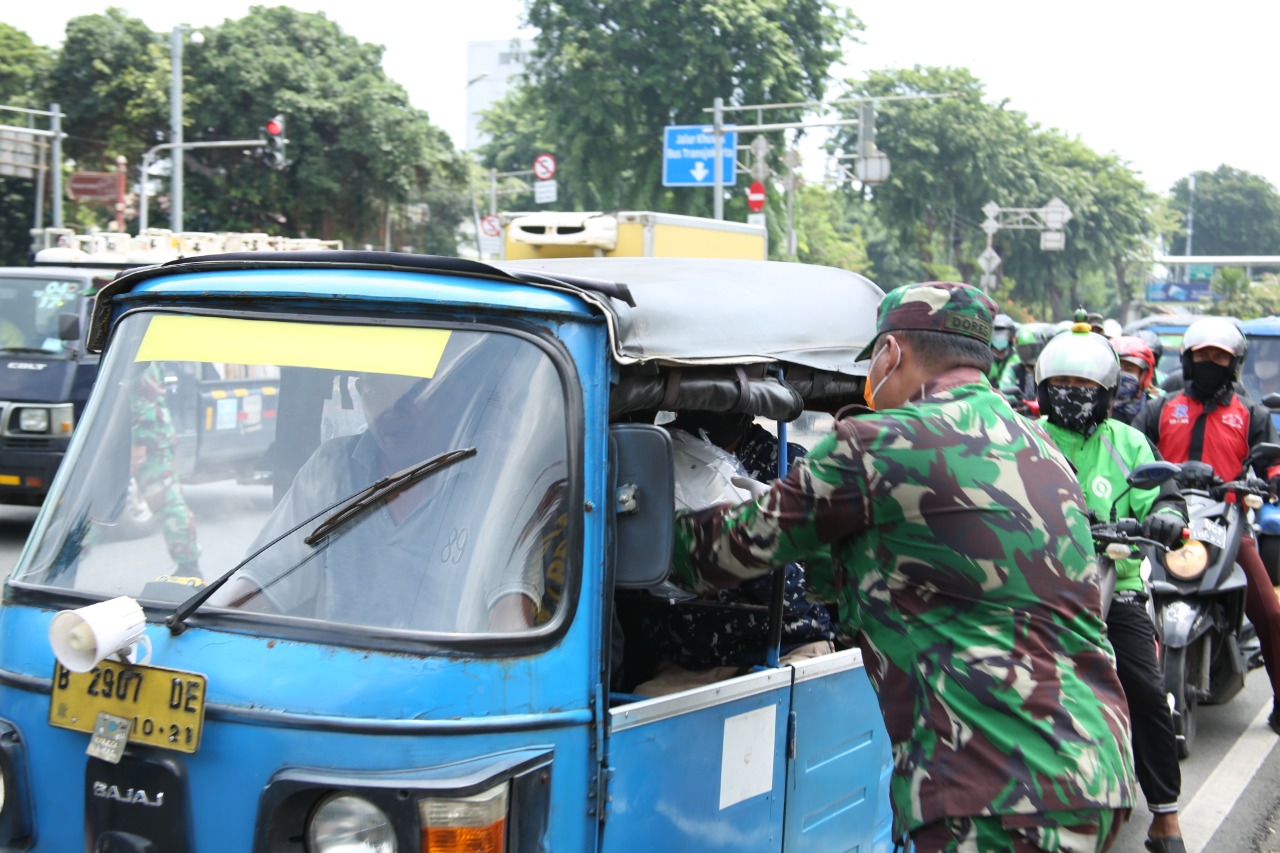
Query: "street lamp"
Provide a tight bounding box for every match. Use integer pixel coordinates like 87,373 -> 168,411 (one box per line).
169,25 -> 203,233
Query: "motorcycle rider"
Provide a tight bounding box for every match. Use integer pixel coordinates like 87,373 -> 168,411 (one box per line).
999,321 -> 1054,413
1036,326 -> 1188,853
988,313 -> 1019,386
1131,317 -> 1280,734
1110,335 -> 1162,425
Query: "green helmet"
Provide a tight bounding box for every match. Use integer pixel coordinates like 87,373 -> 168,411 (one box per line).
1013,322 -> 1055,365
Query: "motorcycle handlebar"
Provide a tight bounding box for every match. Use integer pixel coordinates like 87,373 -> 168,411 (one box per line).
1089,517 -> 1183,554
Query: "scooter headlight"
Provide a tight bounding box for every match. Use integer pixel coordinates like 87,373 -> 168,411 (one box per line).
1164,539 -> 1209,581
307,793 -> 396,853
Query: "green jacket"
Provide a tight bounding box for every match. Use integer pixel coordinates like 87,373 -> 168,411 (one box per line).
988,350 -> 1018,386
674,371 -> 1134,835
1039,418 -> 1186,592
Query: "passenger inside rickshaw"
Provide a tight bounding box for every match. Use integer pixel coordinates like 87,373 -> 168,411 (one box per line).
614,408 -> 840,697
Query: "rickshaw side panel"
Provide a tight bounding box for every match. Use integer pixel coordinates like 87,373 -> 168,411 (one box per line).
785,649 -> 896,852
602,671 -> 791,852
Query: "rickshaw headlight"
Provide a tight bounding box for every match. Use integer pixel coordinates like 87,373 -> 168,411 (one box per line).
418,781 -> 508,853
307,793 -> 396,853
1165,539 -> 1209,581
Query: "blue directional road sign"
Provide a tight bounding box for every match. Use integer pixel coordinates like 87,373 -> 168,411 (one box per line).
1145,280 -> 1213,303
663,125 -> 738,187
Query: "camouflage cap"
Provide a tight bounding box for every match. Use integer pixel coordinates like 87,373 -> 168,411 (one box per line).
857,281 -> 997,360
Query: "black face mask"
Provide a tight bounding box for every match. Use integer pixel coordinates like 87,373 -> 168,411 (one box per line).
1188,361 -> 1233,401
1044,384 -> 1105,434
1111,373 -> 1144,422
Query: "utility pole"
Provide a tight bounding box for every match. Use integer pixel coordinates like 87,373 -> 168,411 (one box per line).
169,25 -> 203,232
1186,174 -> 1196,257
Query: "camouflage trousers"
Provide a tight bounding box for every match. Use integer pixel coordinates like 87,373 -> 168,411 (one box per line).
136,453 -> 201,573
908,808 -> 1129,853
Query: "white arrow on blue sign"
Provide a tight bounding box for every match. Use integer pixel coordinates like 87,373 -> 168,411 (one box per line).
663,125 -> 738,187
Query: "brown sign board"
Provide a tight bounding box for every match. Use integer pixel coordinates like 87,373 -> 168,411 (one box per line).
67,171 -> 119,201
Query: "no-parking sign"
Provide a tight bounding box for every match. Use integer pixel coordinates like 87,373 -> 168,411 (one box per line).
533,153 -> 557,181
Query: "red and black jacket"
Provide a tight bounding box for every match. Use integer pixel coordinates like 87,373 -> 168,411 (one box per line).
1130,389 -> 1280,481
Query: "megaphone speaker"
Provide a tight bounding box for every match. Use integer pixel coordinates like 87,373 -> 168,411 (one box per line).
49,596 -> 146,673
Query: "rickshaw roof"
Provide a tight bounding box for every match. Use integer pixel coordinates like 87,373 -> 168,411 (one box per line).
495,257 -> 882,375
92,253 -> 883,376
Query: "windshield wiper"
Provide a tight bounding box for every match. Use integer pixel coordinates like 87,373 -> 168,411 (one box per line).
303,447 -> 476,544
0,347 -> 54,355
165,446 -> 476,633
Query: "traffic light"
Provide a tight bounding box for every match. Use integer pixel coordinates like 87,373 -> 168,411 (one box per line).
263,115 -> 286,169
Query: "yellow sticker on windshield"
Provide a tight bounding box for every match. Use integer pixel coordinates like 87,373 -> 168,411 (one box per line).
135,315 -> 451,379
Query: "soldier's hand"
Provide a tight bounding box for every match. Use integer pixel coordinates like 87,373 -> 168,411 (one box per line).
731,475 -> 770,500
130,445 -> 146,474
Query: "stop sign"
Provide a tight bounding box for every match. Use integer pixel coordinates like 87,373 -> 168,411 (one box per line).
746,181 -> 766,213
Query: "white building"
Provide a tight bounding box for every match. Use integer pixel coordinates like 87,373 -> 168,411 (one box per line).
466,39 -> 534,150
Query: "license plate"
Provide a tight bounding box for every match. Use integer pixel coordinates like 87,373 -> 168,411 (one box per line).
49,661 -> 206,754
1190,517 -> 1228,550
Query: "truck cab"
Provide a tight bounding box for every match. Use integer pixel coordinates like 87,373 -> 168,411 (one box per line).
0,252 -> 894,851
0,265 -> 105,505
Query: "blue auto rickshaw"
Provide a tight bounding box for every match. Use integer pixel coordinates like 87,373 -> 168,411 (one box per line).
1240,316 -> 1280,581
0,254 -> 895,851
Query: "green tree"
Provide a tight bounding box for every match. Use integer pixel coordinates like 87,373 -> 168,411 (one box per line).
480,0 -> 860,213
833,67 -> 1156,319
0,24 -> 55,264
0,23 -> 53,106
832,68 -> 1042,284
179,6 -> 466,249
44,9 -> 168,167
1167,166 -> 1280,256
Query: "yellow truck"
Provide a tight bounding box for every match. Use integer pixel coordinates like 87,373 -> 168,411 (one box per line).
501,210 -> 767,260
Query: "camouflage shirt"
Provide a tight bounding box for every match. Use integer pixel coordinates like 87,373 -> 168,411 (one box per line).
673,369 -> 1135,834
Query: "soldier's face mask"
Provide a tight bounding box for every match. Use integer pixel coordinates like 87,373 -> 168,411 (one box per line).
863,337 -> 901,410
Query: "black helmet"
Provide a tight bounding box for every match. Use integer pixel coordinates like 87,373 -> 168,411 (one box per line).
1135,329 -> 1164,365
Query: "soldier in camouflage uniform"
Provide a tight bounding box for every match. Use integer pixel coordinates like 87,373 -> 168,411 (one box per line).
131,362 -> 201,577
672,282 -> 1135,852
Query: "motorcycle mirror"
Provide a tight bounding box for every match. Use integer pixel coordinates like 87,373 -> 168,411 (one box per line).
1263,392 -> 1280,411
1126,461 -> 1180,491
1109,461 -> 1180,523
1248,442 -> 1280,464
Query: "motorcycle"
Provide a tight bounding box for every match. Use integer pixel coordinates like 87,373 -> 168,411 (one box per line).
1147,442 -> 1280,759
1087,461 -> 1183,619
1251,392 -> 1280,584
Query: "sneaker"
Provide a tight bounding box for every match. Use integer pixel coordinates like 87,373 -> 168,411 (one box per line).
1269,703 -> 1280,735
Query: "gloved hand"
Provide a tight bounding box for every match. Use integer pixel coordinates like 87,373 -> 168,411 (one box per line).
730,475 -> 770,500
1145,513 -> 1186,550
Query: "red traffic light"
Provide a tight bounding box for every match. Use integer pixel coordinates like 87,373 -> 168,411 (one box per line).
265,118 -> 283,136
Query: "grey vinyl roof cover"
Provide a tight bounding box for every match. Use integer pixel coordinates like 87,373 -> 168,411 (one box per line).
496,257 -> 883,375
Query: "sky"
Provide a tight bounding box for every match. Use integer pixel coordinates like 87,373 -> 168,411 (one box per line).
6,0 -> 1279,197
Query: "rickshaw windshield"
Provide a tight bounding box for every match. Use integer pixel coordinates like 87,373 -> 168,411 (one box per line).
13,312 -> 573,636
